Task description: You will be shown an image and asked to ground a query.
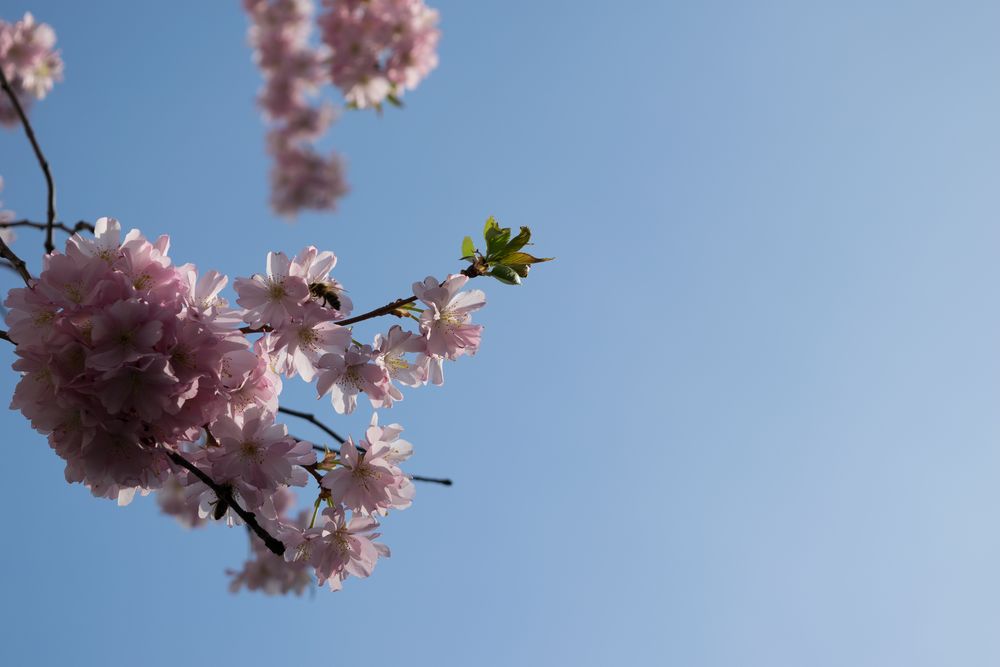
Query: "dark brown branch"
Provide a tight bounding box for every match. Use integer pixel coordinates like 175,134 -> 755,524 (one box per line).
239,325 -> 272,335
0,219 -> 94,235
0,236 -> 33,286
334,295 -> 419,327
411,475 -> 453,486
0,68 -> 58,253
0,329 -> 11,344
165,450 -> 286,557
278,406 -> 345,444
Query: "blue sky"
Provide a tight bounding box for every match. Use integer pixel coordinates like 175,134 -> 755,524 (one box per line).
3,1 -> 1000,665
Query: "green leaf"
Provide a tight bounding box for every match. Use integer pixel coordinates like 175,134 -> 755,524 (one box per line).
386,93 -> 404,108
507,263 -> 531,278
461,236 -> 476,258
501,226 -> 533,257
501,251 -> 553,266
483,216 -> 501,237
489,265 -> 521,285
485,227 -> 511,259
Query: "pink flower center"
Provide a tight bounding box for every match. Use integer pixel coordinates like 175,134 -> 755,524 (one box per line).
240,439 -> 264,463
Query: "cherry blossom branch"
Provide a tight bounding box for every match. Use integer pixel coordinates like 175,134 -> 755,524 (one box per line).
278,405 -> 345,444
333,265 -> 483,328
282,409 -> 454,486
237,266 -> 484,335
0,67 -> 58,253
0,219 -> 94,235
0,329 -> 11,344
304,441 -> 452,485
165,450 -> 286,556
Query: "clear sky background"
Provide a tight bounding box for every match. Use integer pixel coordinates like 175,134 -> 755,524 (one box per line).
2,1 -> 1000,665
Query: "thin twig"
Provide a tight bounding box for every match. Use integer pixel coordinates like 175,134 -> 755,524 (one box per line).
278,406 -> 346,444
166,450 -> 286,556
0,219 -> 94,235
0,329 -> 11,344
334,296 -> 419,327
410,475 -> 453,486
0,67 -> 57,253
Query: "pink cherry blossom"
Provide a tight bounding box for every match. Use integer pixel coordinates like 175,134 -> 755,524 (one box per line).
322,436 -> 412,514
6,220 -> 253,501
366,412 -> 413,464
272,304 -> 351,381
208,407 -> 316,492
374,323 -> 427,388
291,244 -> 353,317
413,274 -> 486,359
315,344 -> 391,414
234,251 -> 311,327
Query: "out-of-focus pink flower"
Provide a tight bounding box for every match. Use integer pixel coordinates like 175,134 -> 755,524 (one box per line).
243,0 -> 349,216
0,176 -> 15,245
0,13 -> 63,126
269,141 -> 348,217
319,0 -> 440,109
284,506 -> 388,591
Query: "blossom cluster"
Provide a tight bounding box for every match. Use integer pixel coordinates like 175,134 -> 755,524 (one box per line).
233,247 -> 485,414
319,0 -> 440,109
241,0 -> 440,217
6,217 -> 488,593
0,12 -> 62,126
243,0 -> 347,216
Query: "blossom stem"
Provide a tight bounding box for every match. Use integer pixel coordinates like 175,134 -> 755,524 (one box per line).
308,497 -> 321,529
302,462 -> 325,484
278,406 -> 346,444
0,219 -> 94,235
0,329 -> 11,343
165,450 -> 286,556
0,67 -> 58,253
